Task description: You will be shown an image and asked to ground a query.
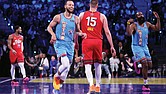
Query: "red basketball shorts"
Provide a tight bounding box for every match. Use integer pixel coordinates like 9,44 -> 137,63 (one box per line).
9,50 -> 24,64
82,39 -> 102,64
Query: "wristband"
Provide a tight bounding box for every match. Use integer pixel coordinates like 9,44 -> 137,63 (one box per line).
127,21 -> 130,25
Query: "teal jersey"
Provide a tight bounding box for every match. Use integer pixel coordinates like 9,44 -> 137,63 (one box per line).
55,13 -> 75,42
132,22 -> 149,47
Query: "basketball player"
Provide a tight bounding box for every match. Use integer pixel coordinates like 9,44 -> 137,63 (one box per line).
8,25 -> 29,84
79,0 -> 116,93
47,0 -> 86,90
126,11 -> 160,91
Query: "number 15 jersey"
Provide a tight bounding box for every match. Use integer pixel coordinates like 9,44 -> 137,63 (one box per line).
80,11 -> 103,39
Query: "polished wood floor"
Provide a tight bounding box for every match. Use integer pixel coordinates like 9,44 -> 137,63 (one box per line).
31,77 -> 166,85
0,77 -> 166,94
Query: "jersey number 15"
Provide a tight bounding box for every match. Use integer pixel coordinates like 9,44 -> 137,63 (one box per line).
86,17 -> 97,27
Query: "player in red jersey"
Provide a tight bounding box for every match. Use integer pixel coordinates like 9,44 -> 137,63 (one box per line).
79,0 -> 116,93
8,25 -> 29,84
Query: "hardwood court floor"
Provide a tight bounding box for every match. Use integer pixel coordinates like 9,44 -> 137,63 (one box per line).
0,77 -> 166,94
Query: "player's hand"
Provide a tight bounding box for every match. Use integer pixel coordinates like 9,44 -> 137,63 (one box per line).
80,33 -> 87,39
127,18 -> 134,24
153,11 -> 160,19
12,49 -> 17,55
110,47 -> 116,56
50,35 -> 56,44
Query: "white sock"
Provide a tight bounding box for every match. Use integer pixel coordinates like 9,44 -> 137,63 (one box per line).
18,63 -> 26,78
56,56 -> 70,78
85,64 -> 93,86
10,64 -> 16,80
60,67 -> 70,81
144,79 -> 148,85
94,63 -> 101,87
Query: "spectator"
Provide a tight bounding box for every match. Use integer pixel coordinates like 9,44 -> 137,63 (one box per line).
102,52 -> 111,79
39,53 -> 49,77
109,53 -> 120,78
49,55 -> 58,77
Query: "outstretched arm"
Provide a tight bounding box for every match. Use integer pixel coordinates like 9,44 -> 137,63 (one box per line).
101,14 -> 116,54
47,14 -> 60,44
147,12 -> 161,31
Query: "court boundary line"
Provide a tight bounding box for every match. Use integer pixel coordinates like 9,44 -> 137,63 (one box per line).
0,79 -> 11,84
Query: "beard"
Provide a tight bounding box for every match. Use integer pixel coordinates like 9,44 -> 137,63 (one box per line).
137,16 -> 145,25
67,8 -> 73,14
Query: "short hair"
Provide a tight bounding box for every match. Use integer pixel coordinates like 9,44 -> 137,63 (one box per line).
14,25 -> 20,31
90,0 -> 98,8
65,0 -> 73,5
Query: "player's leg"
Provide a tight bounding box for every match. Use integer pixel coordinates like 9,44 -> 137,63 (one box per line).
144,46 -> 152,69
132,45 -> 150,90
18,63 -> 29,82
93,39 -> 102,93
60,43 -> 74,82
82,39 -> 95,94
53,55 -> 70,90
142,46 -> 152,90
53,43 -> 67,90
18,53 -> 29,82
85,64 -> 95,94
94,63 -> 101,92
9,51 -> 18,84
59,56 -> 72,82
10,64 -> 19,84
141,58 -> 151,90
18,63 -> 26,78
61,46 -> 75,80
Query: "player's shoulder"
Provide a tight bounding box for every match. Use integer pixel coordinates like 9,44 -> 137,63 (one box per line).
8,33 -> 14,38
99,13 -> 105,17
54,14 -> 61,18
99,13 -> 107,20
53,14 -> 61,22
74,15 -> 79,19
79,12 -> 85,17
20,35 -> 23,38
145,21 -> 151,26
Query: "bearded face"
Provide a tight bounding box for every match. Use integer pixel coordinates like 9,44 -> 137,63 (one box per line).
137,16 -> 145,25
16,27 -> 22,34
136,12 -> 145,25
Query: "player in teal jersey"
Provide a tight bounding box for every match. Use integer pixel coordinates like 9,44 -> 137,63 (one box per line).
47,0 -> 86,90
126,11 -> 160,91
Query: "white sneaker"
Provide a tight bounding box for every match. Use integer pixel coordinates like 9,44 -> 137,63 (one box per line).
49,74 -> 52,77
138,64 -> 142,68
128,68 -> 133,72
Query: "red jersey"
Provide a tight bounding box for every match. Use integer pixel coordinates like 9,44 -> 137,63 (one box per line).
81,11 -> 103,39
11,34 -> 23,52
